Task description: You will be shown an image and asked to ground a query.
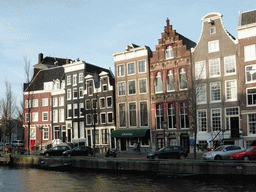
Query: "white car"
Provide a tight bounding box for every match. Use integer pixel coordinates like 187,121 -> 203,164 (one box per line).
202,145 -> 244,160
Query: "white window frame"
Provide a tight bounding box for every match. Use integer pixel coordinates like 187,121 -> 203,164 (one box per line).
209,58 -> 221,77
139,101 -> 148,127
225,80 -> 237,102
155,72 -> 163,93
248,114 -> 256,135
79,87 -> 83,98
167,70 -> 175,92
42,98 -> 48,107
59,96 -> 64,106
100,112 -> 106,124
138,59 -> 146,73
43,127 -> 49,140
224,55 -> 236,76
195,61 -> 206,79
106,96 -> 112,108
197,110 -> 207,132
79,102 -> 84,117
32,112 -> 38,122
73,104 -> 78,118
33,99 -> 38,108
247,87 -> 256,106
129,102 -> 137,127
127,62 -> 135,75
245,64 -> 256,83
118,81 -> 125,96
25,113 -> 30,122
244,44 -> 256,62
211,108 -> 221,132
119,103 -> 126,128
42,111 -> 48,121
128,80 -> 136,95
67,89 -> 71,100
117,64 -> 125,77
166,45 -> 174,59
85,99 -> 91,110
208,40 -> 219,53
86,114 -> 92,125
99,97 -> 106,109
53,97 -> 58,107
73,88 -> 78,99
59,109 -> 64,122
67,104 -> 72,119
210,82 -> 221,103
53,109 -> 58,123
225,107 -> 239,131
67,75 -> 71,85
102,84 -> 108,92
73,74 -> 77,86
138,78 -> 147,94
79,73 -> 83,83
179,67 -> 187,90
196,84 -> 207,104
107,112 -> 113,123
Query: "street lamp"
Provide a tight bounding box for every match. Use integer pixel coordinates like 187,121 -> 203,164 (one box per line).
39,126 -> 44,151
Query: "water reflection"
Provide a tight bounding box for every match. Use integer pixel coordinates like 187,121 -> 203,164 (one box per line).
0,166 -> 256,192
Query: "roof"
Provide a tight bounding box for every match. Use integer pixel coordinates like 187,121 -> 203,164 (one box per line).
239,9 -> 256,26
33,56 -> 70,70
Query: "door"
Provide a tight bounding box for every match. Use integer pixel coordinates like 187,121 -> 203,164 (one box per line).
88,130 -> 91,147
231,117 -> 239,138
121,138 -> 126,151
62,132 -> 66,142
180,135 -> 189,153
67,129 -> 71,142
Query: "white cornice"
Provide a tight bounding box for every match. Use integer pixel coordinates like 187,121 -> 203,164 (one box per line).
63,61 -> 85,73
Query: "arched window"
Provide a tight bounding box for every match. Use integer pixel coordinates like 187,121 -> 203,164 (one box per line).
166,46 -> 174,59
155,72 -> 163,93
180,102 -> 189,128
167,70 -> 175,91
179,67 -> 187,90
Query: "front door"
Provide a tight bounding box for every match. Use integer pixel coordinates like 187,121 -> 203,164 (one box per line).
231,117 -> 239,138
180,135 -> 189,153
121,138 -> 126,151
67,129 -> 71,142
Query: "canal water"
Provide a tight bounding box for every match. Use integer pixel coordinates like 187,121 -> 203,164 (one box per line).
0,166 -> 255,192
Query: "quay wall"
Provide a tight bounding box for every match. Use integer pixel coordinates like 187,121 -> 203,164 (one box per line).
3,155 -> 256,176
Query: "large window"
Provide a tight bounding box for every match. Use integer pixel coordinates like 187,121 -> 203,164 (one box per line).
33,99 -> 38,108
168,103 -> 176,129
53,110 -> 58,123
211,108 -> 221,131
79,103 -> 84,117
119,103 -> 126,127
166,46 -> 174,59
42,98 -> 48,106
245,64 -> 256,83
102,129 -> 109,144
59,109 -> 64,122
224,55 -> 236,75
67,75 -> 71,85
67,89 -> 71,100
210,82 -> 221,102
80,122 -> 84,138
73,104 -> 78,118
198,110 -> 207,132
53,97 -> 58,107
225,80 -> 237,101
244,44 -> 256,62
179,67 -> 187,90
99,97 -> 105,108
129,102 -> 136,127
79,73 -> 83,83
139,79 -> 147,94
67,104 -> 72,118
209,58 -> 220,77
195,61 -> 206,79
73,74 -> 77,85
138,60 -> 146,73
73,122 -> 78,139
167,70 -> 175,91
140,101 -> 148,127
43,127 -> 49,140
225,107 -> 239,131
127,62 -> 135,75
128,80 -> 136,95
208,40 -> 219,53
180,102 -> 189,128
155,72 -> 163,93
247,88 -> 256,106
118,82 -> 125,96
32,112 -> 38,122
117,64 -> 125,77
156,104 -> 163,130
59,97 -> 64,106
248,114 -> 256,134
197,84 -> 207,104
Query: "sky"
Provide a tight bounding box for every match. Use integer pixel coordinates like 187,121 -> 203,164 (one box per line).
0,0 -> 255,103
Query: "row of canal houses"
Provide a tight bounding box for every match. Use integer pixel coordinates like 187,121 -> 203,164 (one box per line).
23,10 -> 256,153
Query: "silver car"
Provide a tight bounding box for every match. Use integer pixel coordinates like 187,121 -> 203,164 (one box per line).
202,145 -> 244,160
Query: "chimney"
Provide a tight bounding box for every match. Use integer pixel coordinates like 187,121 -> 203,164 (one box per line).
38,53 -> 43,64
166,18 -> 170,26
66,58 -> 70,64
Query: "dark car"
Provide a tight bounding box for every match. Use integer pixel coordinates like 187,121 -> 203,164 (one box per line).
41,145 -> 71,157
63,146 -> 93,157
147,146 -> 188,159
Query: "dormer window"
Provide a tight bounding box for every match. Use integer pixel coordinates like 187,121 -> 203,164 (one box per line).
166,46 -> 174,59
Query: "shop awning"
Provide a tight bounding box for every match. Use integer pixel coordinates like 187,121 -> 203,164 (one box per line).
111,129 -> 150,138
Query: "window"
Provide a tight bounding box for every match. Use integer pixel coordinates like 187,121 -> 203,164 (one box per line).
42,112 -> 48,121
117,64 -> 125,77
167,103 -> 176,129
86,100 -> 91,110
73,104 -> 78,118
103,84 -> 107,91
79,87 -> 83,98
73,122 -> 78,139
210,27 -> 216,34
156,104 -> 163,129
73,74 -> 77,85
33,99 -> 38,108
107,112 -> 113,123
179,67 -> 187,90
102,129 -> 109,144
80,103 -> 84,117
92,99 -> 97,109
42,98 -> 48,106
138,79 -> 147,94
43,127 -> 49,140
197,84 -> 207,104
53,110 -> 58,123
106,97 -> 112,108
167,70 -> 175,91
128,80 -> 136,95
210,82 -> 221,102
80,122 -> 84,138
101,113 -> 106,124
155,72 -> 163,93
195,61 -> 206,79
138,60 -> 146,73
244,44 -> 256,62
198,110 -> 207,132
224,55 -> 236,75
79,73 -> 83,83
180,102 -> 189,128
93,129 -> 99,144
166,46 -> 174,59
67,104 -> 72,118
208,40 -> 219,53
100,98 -> 105,108
118,82 -> 125,96
25,100 -> 28,108
93,114 -> 98,124
67,75 -> 71,85
32,112 -> 38,122
67,89 -> 71,100
129,102 -> 136,127
247,88 -> 256,106
59,109 -> 64,122
225,80 -> 237,101
119,103 -> 126,127
140,101 -> 148,127
211,109 -> 221,131
88,83 -> 93,96
59,97 -> 64,106
127,62 -> 135,75
25,113 -> 30,122
246,64 -> 256,83
225,107 -> 239,131
86,114 -> 92,125
248,114 -> 256,134
53,97 -> 58,107
209,58 -> 220,77
73,88 -> 78,99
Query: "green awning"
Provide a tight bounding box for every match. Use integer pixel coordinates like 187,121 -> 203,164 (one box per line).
111,129 -> 150,138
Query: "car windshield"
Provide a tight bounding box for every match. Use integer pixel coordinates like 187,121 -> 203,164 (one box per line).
214,146 -> 225,151
246,147 -> 255,152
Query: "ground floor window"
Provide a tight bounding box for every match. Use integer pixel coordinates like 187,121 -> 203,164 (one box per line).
248,114 -> 256,134
92,130 -> 99,144
102,129 -> 109,144
168,139 -> 177,146
141,137 -> 149,146
43,127 -> 49,140
198,140 -> 207,151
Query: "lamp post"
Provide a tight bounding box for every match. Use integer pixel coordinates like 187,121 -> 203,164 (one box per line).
39,126 -> 44,151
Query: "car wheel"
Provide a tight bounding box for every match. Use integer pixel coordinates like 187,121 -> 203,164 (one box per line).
179,154 -> 185,159
45,153 -> 49,157
67,154 -> 71,157
154,155 -> 160,160
243,156 -> 250,162
215,155 -> 222,160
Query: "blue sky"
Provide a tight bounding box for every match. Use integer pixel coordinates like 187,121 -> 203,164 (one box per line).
0,0 -> 255,103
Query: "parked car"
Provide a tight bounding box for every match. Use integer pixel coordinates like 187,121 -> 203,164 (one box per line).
147,146 -> 188,159
11,140 -> 25,147
202,145 -> 244,160
230,146 -> 256,161
63,146 -> 93,157
41,145 -> 71,157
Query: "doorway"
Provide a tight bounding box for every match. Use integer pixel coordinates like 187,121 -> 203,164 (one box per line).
180,134 -> 189,153
231,117 -> 239,138
67,129 -> 71,142
120,138 -> 126,151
